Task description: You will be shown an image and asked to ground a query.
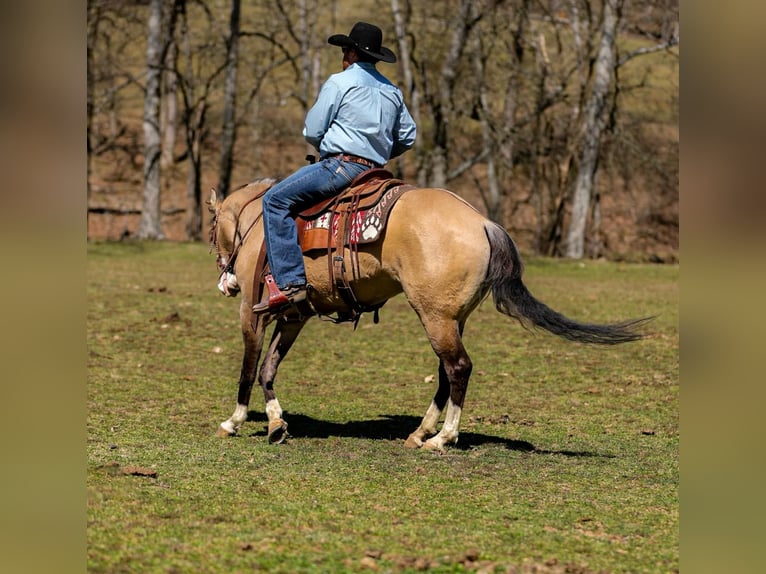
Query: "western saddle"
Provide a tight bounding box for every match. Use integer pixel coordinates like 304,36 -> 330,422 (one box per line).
253,168 -> 413,324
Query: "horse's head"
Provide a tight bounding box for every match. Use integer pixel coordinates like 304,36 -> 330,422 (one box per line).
208,180 -> 275,297
208,188 -> 241,297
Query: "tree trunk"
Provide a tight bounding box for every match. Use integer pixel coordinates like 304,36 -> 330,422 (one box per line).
186,104 -> 205,241
216,0 -> 241,199
297,0 -> 316,111
430,0 -> 475,189
161,39 -> 178,170
500,0 -> 528,195
564,0 -> 622,258
531,33 -> 550,253
178,0 -> 204,240
137,0 -> 165,239
390,0 -> 425,185
470,29 -> 501,223
86,1 -> 100,218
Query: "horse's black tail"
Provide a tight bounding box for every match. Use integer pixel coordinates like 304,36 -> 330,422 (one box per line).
483,223 -> 651,345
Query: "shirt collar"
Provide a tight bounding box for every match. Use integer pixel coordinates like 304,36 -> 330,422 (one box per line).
349,62 -> 377,71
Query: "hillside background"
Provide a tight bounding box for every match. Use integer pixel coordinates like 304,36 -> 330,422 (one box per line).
87,0 -> 678,262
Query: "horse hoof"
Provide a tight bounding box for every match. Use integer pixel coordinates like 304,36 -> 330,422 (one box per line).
422,439 -> 445,451
268,419 -> 288,444
216,425 -> 236,438
404,435 -> 423,449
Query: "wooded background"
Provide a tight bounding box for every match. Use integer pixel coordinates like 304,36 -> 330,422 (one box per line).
86,0 -> 678,261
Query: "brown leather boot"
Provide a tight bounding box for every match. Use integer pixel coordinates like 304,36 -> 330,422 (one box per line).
252,285 -> 307,315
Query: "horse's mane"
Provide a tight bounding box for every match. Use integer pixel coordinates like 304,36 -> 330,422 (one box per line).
208,178 -> 276,245
226,178 -> 276,205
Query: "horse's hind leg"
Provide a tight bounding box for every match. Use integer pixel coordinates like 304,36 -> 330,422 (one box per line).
217,314 -> 268,437
404,360 -> 450,448
407,317 -> 472,450
257,318 -> 307,444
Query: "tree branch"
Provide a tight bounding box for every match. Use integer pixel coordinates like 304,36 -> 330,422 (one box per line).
618,36 -> 679,68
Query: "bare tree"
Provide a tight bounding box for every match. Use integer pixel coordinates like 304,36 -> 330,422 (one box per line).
137,0 -> 165,239
86,0 -> 101,207
86,0 -> 677,258
297,0 -> 317,108
429,0 -> 478,188
216,0 -> 241,199
176,0 -> 218,240
498,0 -> 530,224
237,2 -> 306,174
273,0 -> 322,112
468,12 -> 502,222
457,0 -> 543,225
87,1 -> 147,193
161,36 -> 178,171
390,0 -> 423,183
564,0 -> 621,258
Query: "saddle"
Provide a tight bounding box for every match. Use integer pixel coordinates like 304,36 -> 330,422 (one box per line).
297,168 -> 410,250
254,168 -> 413,324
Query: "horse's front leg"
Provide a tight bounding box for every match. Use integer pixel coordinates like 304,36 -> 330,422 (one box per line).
216,312 -> 269,437
257,317 -> 307,444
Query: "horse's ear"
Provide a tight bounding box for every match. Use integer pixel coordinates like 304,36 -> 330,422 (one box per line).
208,188 -> 219,212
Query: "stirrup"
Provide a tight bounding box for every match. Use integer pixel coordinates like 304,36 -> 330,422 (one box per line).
253,276 -> 307,315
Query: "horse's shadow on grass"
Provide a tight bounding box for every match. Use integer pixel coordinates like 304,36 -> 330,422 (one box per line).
246,411 -> 614,458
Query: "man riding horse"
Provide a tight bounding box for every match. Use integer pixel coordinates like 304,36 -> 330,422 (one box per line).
207,22 -> 649,449
253,21 -> 417,315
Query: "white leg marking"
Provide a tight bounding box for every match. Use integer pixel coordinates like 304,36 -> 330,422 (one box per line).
220,403 -> 248,434
420,400 -> 442,435
265,399 -> 283,423
405,400 -> 444,448
425,399 -> 462,449
217,272 -> 240,296
441,399 -> 462,440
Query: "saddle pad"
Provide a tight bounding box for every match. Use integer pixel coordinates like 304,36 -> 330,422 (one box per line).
301,183 -> 411,252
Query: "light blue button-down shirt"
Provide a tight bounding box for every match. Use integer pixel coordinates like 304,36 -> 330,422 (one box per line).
303,62 -> 417,166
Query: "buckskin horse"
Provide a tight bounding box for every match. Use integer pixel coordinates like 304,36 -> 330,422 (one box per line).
208,171 -> 649,450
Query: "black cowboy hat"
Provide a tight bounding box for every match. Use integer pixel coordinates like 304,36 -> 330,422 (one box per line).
328,22 -> 397,64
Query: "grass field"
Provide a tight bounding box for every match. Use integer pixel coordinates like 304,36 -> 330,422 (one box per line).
87,241 -> 678,573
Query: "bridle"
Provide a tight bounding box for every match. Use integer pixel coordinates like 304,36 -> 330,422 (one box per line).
210,215 -> 241,276
210,190 -> 267,279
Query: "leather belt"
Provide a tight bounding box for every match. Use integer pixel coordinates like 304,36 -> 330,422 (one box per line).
327,153 -> 380,169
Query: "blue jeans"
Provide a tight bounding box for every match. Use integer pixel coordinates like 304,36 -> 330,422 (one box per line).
262,157 -> 368,289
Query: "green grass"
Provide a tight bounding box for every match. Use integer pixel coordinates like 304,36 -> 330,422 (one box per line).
87,241 -> 678,573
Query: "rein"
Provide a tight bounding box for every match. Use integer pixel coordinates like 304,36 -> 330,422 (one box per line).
212,189 -> 268,276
